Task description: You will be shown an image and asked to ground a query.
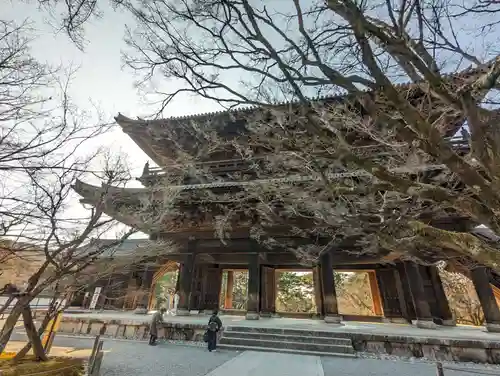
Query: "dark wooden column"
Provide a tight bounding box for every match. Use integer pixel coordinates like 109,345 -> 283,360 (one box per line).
319,253 -> 342,324
189,264 -> 205,312
376,268 -> 410,324
260,266 -> 276,317
313,265 -> 324,317
395,263 -> 417,322
404,262 -> 437,329
470,267 -> 500,332
203,266 -> 223,313
177,253 -> 194,315
224,271 -> 234,309
246,254 -> 260,320
427,266 -> 455,326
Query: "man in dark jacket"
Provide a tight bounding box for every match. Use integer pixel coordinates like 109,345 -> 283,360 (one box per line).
206,310 -> 222,352
149,308 -> 166,346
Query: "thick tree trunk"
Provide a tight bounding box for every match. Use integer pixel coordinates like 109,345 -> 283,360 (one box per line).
14,309 -> 53,360
0,296 -> 15,315
0,300 -> 26,355
21,306 -> 47,361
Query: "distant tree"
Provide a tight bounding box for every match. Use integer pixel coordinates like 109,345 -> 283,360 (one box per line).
276,272 -> 315,313
440,269 -> 485,326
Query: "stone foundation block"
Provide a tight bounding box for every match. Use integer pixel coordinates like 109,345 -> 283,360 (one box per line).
124,325 -> 137,339
89,322 -> 104,336
105,324 -> 119,337
245,311 -> 260,320
415,320 -> 437,329
324,315 -> 343,325
486,323 -> 500,333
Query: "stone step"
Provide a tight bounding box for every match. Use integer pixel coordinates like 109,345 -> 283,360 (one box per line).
217,343 -> 357,358
222,331 -> 352,346
224,326 -> 351,339
219,336 -> 355,354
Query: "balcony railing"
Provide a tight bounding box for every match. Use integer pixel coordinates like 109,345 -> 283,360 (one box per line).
139,136 -> 470,183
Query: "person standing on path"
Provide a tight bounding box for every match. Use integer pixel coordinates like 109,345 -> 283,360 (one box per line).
206,310 -> 222,352
149,307 -> 166,346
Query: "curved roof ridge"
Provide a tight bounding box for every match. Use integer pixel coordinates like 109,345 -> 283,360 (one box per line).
115,62 -> 490,128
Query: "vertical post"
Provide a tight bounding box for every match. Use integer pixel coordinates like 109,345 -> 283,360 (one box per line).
177,253 -> 194,316
320,253 -> 342,325
313,265 -> 324,317
376,269 -> 410,324
260,266 -> 276,317
246,254 -> 260,320
224,270 -> 234,309
470,266 -> 500,332
428,266 -> 455,326
404,262 -> 437,329
368,271 -> 383,316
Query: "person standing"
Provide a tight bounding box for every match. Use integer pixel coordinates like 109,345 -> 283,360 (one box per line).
206,310 -> 222,352
149,307 -> 166,346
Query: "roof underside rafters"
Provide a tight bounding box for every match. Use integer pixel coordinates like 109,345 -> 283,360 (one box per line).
115,65 -> 490,168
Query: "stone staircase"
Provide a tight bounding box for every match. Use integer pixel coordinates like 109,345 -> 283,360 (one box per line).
218,326 -> 356,357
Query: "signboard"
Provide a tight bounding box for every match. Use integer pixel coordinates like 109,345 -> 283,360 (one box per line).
89,287 -> 102,310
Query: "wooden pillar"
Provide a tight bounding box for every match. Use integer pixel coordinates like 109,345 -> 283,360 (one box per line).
313,265 -> 324,317
177,253 -> 194,315
224,271 -> 234,309
428,266 -> 455,326
189,264 -> 205,312
368,271 -> 383,316
395,263 -> 417,322
260,266 -> 276,317
470,266 -> 500,332
203,266 -> 223,313
246,254 -> 260,320
319,253 -> 342,324
376,269 -> 409,324
404,262 -> 436,329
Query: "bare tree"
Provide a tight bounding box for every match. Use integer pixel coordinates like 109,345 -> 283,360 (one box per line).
109,0 -> 500,270
0,19 -> 183,360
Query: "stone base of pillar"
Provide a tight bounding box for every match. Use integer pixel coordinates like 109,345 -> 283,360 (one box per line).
176,308 -> 190,316
245,311 -> 260,320
383,317 -> 409,324
133,307 -> 148,315
441,319 -> 457,327
415,319 -> 437,329
486,323 -> 500,333
189,310 -> 200,315
259,312 -> 272,318
324,315 -> 343,325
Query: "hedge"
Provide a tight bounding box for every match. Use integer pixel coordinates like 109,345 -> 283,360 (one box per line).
0,356 -> 84,376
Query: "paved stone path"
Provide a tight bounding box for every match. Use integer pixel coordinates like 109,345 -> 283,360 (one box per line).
203,351 -> 324,376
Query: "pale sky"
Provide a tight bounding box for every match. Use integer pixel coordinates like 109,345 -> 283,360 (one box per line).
1,1 -> 222,179
1,1 -> 225,240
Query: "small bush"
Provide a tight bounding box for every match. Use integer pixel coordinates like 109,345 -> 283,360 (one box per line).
0,356 -> 84,376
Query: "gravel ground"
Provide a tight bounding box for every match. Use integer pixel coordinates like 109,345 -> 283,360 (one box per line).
322,356 -> 499,376
11,331 -> 500,375
100,340 -> 239,376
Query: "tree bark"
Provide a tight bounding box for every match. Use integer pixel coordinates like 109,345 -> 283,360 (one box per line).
0,299 -> 27,355
22,306 -> 48,361
14,308 -> 53,360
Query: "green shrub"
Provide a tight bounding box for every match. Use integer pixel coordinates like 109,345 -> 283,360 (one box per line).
0,356 -> 84,376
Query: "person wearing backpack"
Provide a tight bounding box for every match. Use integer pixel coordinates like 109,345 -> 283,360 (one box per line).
206,310 -> 222,352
